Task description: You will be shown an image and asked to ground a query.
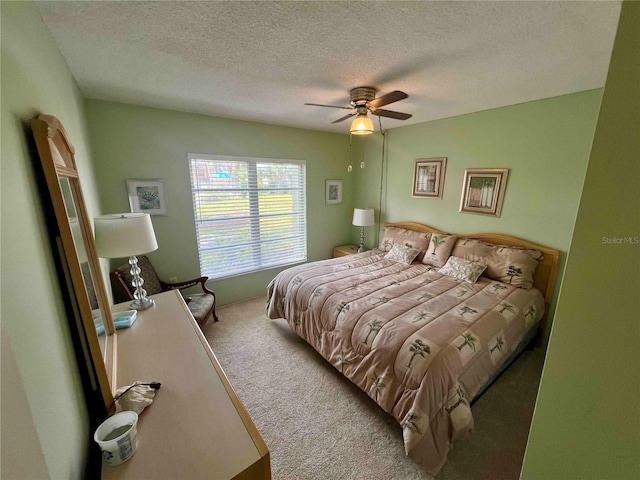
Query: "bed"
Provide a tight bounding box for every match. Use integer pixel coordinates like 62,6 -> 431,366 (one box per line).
267,222 -> 560,475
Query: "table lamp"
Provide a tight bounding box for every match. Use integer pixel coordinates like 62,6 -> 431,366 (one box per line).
94,213 -> 158,310
352,208 -> 375,253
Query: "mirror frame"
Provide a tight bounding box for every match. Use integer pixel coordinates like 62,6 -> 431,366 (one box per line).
31,114 -> 116,412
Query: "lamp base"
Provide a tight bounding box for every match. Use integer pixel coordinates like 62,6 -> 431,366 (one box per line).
130,297 -> 155,311
128,255 -> 154,311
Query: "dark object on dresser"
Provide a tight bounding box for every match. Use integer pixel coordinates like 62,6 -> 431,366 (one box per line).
111,255 -> 218,326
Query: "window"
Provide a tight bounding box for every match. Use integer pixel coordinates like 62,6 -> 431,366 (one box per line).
188,154 -> 306,280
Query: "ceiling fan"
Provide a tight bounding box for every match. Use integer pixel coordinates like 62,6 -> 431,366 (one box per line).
305,86 -> 412,135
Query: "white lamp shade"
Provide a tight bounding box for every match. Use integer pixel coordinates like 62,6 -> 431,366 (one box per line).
352,208 -> 375,227
350,115 -> 374,135
94,213 -> 158,258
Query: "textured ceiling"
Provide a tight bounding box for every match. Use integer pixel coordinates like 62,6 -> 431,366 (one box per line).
36,1 -> 621,134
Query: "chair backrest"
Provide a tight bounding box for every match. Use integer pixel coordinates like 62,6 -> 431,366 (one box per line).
112,255 -> 164,298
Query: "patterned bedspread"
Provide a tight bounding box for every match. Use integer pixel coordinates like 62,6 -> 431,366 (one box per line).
266,250 -> 544,475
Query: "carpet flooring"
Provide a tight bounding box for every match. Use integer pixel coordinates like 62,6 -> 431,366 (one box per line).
202,296 -> 544,480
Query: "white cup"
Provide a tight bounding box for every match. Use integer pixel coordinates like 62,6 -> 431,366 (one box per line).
94,411 -> 139,466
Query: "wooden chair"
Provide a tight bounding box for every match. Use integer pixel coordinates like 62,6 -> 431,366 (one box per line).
111,255 -> 218,326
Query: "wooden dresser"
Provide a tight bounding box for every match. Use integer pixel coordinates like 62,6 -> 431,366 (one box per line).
102,290 -> 270,479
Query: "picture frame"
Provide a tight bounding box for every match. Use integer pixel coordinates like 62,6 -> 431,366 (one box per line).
126,179 -> 168,215
412,158 -> 447,198
459,168 -> 509,217
325,179 -> 343,205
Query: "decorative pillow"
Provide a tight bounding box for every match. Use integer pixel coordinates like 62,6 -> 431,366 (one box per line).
438,256 -> 487,284
384,243 -> 421,265
422,234 -> 457,268
378,227 -> 431,261
451,238 -> 543,289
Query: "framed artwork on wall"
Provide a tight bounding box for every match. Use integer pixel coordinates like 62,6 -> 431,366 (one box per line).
325,179 -> 343,205
126,179 -> 168,215
412,158 -> 447,198
459,168 -> 509,217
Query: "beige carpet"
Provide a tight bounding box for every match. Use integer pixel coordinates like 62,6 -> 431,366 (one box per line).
202,296 -> 544,480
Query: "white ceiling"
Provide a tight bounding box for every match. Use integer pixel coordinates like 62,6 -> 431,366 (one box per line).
36,1 -> 621,134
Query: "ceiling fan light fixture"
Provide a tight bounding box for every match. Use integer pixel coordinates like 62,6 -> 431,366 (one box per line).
350,114 -> 374,135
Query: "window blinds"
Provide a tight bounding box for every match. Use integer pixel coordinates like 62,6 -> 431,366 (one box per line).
188,154 -> 307,280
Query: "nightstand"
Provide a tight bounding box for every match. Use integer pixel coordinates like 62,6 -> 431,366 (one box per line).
333,244 -> 360,258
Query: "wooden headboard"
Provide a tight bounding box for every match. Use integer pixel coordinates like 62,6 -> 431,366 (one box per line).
385,222 -> 561,337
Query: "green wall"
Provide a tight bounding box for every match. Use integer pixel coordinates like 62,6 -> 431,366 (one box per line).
84,100 -> 354,305
85,90 -> 603,325
1,2 -> 102,477
522,2 -> 639,478
354,90 -> 603,340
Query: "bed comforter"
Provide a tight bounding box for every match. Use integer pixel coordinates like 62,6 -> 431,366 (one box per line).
266,250 -> 544,475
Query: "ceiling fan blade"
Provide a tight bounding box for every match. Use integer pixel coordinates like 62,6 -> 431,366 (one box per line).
304,103 -> 353,110
332,112 -> 357,124
367,90 -> 408,109
371,109 -> 412,120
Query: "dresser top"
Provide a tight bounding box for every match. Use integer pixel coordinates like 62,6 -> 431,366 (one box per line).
103,291 -> 268,479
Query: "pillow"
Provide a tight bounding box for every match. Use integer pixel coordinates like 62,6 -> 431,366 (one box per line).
451,238 -> 543,289
422,234 -> 457,268
384,243 -> 421,265
378,227 -> 431,261
438,256 -> 487,284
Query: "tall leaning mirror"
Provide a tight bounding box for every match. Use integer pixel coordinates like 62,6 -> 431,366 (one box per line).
31,114 -> 116,413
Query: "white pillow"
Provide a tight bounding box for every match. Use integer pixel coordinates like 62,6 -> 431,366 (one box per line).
438,256 -> 487,284
384,243 -> 421,265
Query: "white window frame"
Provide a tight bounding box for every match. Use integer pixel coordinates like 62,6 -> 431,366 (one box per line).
188,153 -> 307,280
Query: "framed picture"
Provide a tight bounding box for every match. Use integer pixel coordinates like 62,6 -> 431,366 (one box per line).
459,168 -> 509,217
325,179 -> 343,205
126,179 -> 168,215
412,158 -> 447,198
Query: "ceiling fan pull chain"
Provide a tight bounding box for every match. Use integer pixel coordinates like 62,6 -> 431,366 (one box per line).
348,133 -> 353,172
